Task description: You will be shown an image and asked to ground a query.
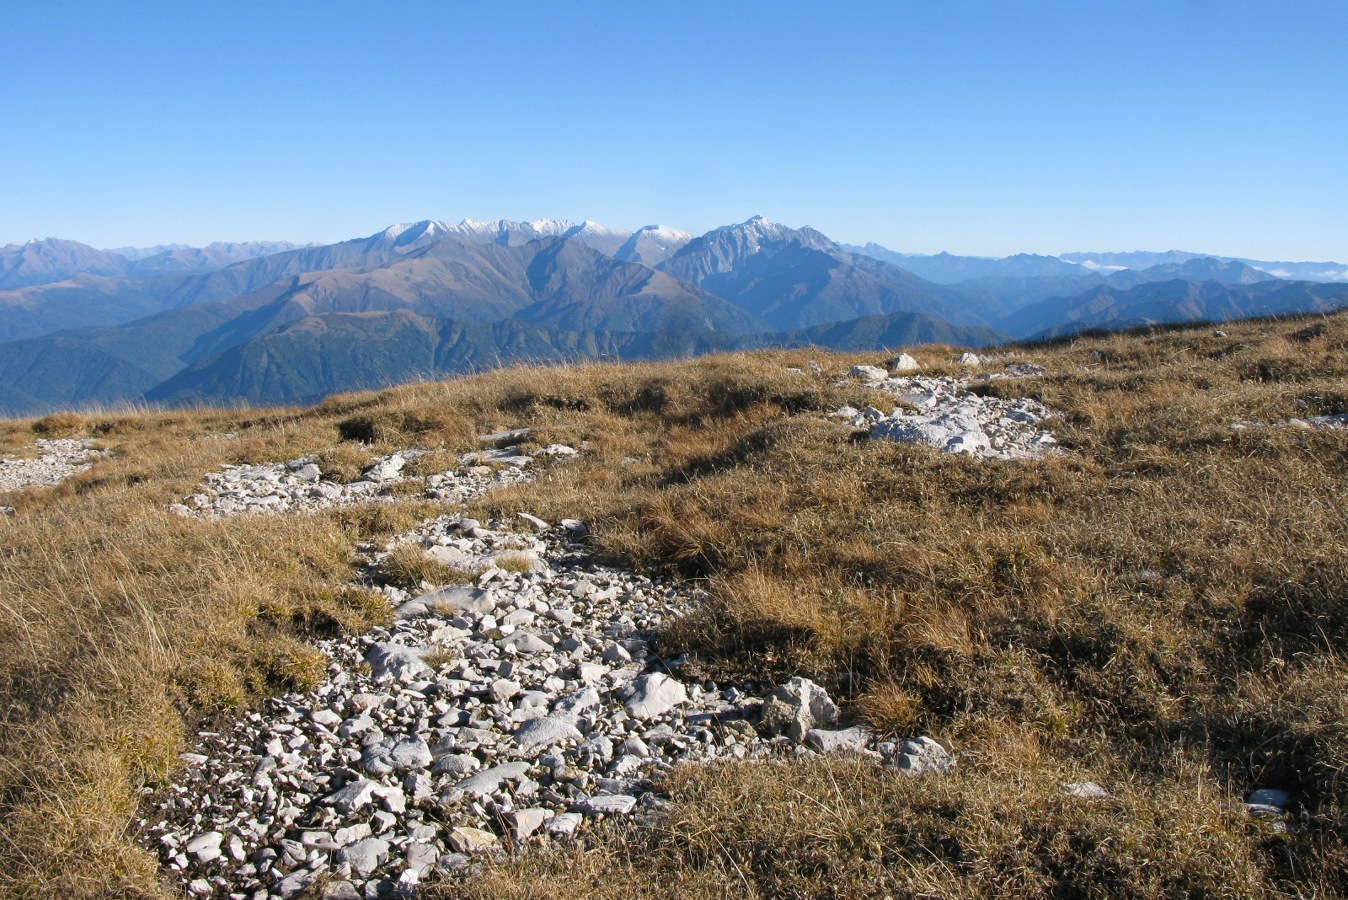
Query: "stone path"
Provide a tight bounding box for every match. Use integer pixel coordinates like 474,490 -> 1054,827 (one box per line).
142,438 -> 950,898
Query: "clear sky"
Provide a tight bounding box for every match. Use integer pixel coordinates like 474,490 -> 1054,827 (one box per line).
2,1 -> 1344,260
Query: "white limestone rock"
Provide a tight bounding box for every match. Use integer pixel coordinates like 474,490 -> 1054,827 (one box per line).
448,826 -> 500,854
514,716 -> 583,751
892,736 -> 955,776
849,364 -> 889,381
450,761 -> 532,796
341,836 -> 390,879
805,725 -> 875,754
889,352 -> 921,373
624,673 -> 689,720
576,794 -> 638,816
364,643 -> 432,682
759,677 -> 839,741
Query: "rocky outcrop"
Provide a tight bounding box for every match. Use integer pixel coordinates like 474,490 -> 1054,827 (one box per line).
835,361 -> 1057,459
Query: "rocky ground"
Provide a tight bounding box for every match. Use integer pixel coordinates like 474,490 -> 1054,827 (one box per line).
168,436 -> 551,520
141,419 -> 965,899
143,500 -> 948,899
835,355 -> 1058,459
134,359 -> 1288,898
0,438 -> 107,502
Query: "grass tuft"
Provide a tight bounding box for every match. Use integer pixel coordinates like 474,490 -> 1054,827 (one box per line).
378,542 -> 478,591
30,412 -> 88,437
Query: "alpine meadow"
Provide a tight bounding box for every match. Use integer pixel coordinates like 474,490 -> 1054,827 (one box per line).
4,3 -> 1348,898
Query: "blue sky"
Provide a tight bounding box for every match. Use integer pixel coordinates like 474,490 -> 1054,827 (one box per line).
2,1 -> 1344,259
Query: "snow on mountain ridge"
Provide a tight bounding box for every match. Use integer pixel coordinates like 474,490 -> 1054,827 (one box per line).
369,219 -> 693,259
635,225 -> 692,241
686,215 -> 835,258
614,224 -> 694,265
573,220 -> 627,237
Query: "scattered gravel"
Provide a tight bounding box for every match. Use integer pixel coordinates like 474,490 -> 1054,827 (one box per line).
170,432 -> 549,519
143,439 -> 944,897
0,438 -> 107,493
834,360 -> 1058,459
1231,413 -> 1348,431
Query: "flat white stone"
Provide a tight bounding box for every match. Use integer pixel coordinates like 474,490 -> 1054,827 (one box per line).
451,761 -> 531,794
342,837 -> 390,879
183,831 -> 222,853
507,807 -> 552,839
514,716 -> 582,750
1064,781 -> 1110,799
546,812 -> 583,836
448,826 -> 499,853
325,778 -> 377,814
624,673 -> 688,719
500,630 -> 551,654
849,365 -> 889,381
576,794 -> 637,815
364,643 -> 432,682
805,725 -> 874,753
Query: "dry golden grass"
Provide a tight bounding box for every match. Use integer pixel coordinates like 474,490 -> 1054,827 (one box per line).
492,550 -> 539,574
315,444 -> 374,484
29,411 -> 88,437
451,753 -> 1268,899
459,316 -> 1348,897
3,315 -> 1348,895
378,541 -> 479,591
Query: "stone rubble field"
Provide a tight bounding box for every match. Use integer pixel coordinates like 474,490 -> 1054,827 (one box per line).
143,510 -> 952,898
834,354 -> 1059,459
0,437 -> 107,498
141,431 -> 962,899
169,429 -> 574,519
132,358 -> 1297,899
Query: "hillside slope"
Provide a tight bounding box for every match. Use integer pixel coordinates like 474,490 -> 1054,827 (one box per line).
3,312 -> 1348,897
144,308 -> 1001,408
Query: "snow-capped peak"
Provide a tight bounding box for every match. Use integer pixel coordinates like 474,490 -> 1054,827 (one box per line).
704,215 -> 791,247
522,219 -> 576,236
574,220 -> 624,237
456,218 -> 499,236
377,222 -> 414,241
633,224 -> 692,242
372,220 -> 454,250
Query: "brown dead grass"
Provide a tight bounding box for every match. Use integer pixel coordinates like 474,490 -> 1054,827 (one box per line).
315,444 -> 374,484
455,753 -> 1267,899
458,316 -> 1348,897
3,316 -> 1348,895
378,541 -> 479,591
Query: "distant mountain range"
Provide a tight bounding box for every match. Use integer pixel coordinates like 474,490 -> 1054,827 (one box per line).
1,218 -> 1346,415
843,244 -> 1348,285
0,238 -> 309,289
1004,278 -> 1348,339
